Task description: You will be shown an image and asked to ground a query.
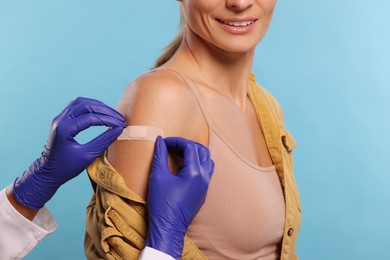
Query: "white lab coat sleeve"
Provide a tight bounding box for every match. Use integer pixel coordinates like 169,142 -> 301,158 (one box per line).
0,186 -> 57,259
139,246 -> 175,260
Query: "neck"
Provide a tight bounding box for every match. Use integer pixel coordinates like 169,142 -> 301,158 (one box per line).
171,31 -> 255,110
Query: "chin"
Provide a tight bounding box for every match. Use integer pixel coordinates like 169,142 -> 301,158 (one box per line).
208,34 -> 264,54
226,45 -> 257,54
214,41 -> 258,54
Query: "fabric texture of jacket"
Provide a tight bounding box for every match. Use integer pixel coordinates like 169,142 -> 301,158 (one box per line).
84,73 -> 301,260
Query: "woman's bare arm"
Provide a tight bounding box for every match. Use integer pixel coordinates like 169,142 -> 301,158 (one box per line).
107,69 -> 208,200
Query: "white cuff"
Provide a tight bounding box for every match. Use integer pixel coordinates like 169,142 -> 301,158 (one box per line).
139,246 -> 175,260
0,186 -> 57,259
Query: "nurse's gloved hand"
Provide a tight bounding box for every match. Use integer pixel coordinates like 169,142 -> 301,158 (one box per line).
12,97 -> 126,210
146,136 -> 215,259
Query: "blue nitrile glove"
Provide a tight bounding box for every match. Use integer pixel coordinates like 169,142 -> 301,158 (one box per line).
146,136 -> 215,259
13,97 -> 126,210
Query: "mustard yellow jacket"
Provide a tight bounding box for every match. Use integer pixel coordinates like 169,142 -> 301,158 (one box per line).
84,74 -> 301,260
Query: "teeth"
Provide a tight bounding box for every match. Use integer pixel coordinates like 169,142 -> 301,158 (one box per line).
223,20 -> 254,27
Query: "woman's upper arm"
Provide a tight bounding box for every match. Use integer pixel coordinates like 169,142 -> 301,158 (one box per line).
107,71 -> 203,200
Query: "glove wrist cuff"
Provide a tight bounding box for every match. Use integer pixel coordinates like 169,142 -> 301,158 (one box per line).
145,219 -> 185,259
13,168 -> 59,210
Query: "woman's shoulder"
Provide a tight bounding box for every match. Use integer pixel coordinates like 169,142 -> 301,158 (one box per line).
116,67 -> 205,139
137,67 -> 188,88
123,67 -> 195,107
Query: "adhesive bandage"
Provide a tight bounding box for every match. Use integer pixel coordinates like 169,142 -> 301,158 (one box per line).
117,125 -> 164,142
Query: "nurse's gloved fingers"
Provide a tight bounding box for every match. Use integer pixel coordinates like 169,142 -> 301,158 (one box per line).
164,137 -> 199,159
165,137 -> 201,178
196,143 -> 210,163
71,97 -> 108,107
164,137 -> 198,158
83,126 -> 124,156
151,136 -> 171,176
60,97 -> 96,113
63,113 -> 126,138
61,100 -> 76,112
204,159 -> 215,181
65,98 -> 125,121
196,143 -> 214,180
196,143 -> 214,181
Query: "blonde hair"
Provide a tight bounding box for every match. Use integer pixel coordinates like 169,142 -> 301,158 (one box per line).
154,8 -> 186,68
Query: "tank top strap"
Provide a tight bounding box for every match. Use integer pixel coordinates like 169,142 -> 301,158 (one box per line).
151,66 -> 216,131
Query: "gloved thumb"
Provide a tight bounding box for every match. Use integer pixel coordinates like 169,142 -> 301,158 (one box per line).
84,126 -> 125,157
164,137 -> 200,178
196,144 -> 215,181
151,136 -> 170,175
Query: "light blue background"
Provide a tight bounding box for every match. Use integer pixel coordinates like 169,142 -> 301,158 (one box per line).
1,1 -> 389,259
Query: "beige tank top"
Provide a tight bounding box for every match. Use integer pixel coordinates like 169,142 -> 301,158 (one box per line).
166,68 -> 286,260
118,67 -> 286,259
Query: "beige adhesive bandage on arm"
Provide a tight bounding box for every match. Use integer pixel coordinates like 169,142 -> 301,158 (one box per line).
117,125 -> 164,142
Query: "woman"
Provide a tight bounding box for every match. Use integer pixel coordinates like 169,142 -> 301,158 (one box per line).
85,0 -> 301,259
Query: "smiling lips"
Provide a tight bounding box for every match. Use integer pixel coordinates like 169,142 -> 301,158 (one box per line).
217,18 -> 258,34
221,20 -> 255,26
